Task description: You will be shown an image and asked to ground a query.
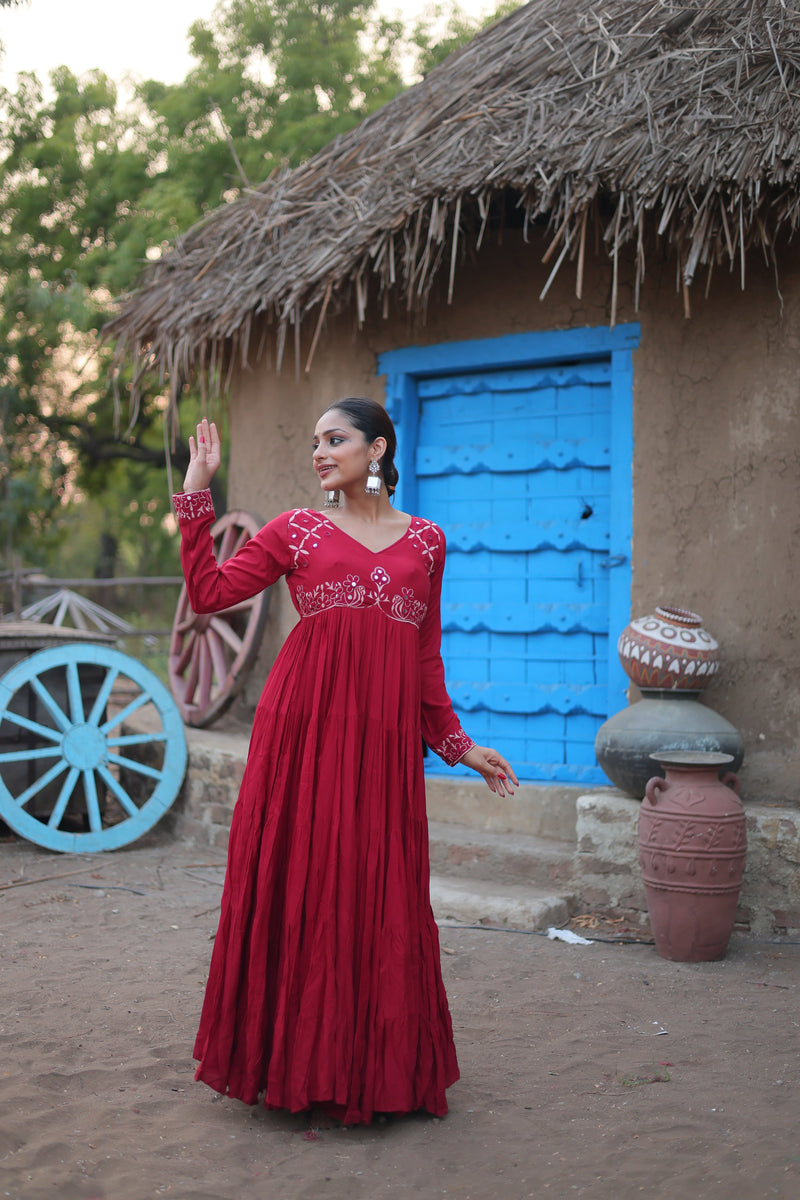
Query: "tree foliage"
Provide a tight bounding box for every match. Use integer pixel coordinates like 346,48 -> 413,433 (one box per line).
0,0 -> 514,589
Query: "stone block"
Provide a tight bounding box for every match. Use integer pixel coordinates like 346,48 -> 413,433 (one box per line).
575,791 -> 647,911
205,803 -> 235,827
210,826 -> 231,850
424,776 -> 581,840
172,814 -> 209,847
575,792 -> 800,936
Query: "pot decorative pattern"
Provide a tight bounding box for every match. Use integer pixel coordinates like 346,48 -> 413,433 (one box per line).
638,752 -> 746,962
618,605 -> 720,692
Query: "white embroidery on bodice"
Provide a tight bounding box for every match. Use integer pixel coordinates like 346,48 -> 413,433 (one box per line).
288,509 -> 330,568
407,519 -> 441,576
288,510 -> 435,630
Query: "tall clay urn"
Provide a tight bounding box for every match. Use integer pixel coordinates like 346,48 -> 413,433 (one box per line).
638,751 -> 746,962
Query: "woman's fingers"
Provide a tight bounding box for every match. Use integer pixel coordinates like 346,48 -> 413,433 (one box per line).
497,758 -> 519,789
436,739 -> 519,797
489,751 -> 518,792
463,745 -> 518,796
492,768 -> 514,797
198,419 -> 221,467
182,419 -> 221,492
493,754 -> 517,795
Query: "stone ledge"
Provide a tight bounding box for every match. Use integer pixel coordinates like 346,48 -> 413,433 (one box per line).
427,820 -> 574,888
424,776 -> 582,840
575,790 -> 800,937
169,730 -> 248,850
430,876 -> 574,932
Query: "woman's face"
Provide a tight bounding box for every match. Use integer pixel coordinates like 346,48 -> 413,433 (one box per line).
312,409 -> 376,493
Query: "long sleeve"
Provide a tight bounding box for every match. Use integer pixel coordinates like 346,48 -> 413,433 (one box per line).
418,531 -> 475,767
173,489 -> 294,613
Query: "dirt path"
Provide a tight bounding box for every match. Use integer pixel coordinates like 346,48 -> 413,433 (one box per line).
1,835 -> 798,1200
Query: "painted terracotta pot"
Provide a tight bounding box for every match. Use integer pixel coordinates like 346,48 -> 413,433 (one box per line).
638,751 -> 746,962
618,605 -> 720,692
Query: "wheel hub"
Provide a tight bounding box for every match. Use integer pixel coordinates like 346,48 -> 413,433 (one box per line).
62,724 -> 107,770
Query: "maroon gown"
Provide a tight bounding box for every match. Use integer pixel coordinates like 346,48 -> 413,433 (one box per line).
174,492 -> 474,1124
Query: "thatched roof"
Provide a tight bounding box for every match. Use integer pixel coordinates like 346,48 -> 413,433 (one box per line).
107,0 -> 800,393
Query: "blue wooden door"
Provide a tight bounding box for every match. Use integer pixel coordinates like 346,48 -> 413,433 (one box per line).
380,325 -> 638,784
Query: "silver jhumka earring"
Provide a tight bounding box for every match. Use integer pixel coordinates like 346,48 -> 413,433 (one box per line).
324,490 -> 340,509
365,461 -> 382,496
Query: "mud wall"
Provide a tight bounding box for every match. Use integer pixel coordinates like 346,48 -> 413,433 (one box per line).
226,228 -> 800,802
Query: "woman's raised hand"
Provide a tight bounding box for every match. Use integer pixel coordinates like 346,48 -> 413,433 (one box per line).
459,745 -> 519,798
183,418 -> 222,493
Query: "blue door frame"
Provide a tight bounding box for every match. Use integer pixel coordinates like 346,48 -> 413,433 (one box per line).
379,324 -> 639,783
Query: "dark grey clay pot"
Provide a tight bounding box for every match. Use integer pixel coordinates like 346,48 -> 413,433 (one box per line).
594,690 -> 745,799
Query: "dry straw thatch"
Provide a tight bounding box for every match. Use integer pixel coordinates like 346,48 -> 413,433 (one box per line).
107,0 -> 800,396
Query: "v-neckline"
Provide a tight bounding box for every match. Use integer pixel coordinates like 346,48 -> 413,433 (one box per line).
320,512 -> 415,555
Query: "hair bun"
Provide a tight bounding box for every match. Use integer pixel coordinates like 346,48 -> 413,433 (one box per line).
384,462 -> 400,490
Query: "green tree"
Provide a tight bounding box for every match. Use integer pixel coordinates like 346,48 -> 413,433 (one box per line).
0,66 -> 179,581
412,0 -> 523,76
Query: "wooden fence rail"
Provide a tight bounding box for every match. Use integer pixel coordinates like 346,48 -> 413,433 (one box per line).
1,558 -> 184,633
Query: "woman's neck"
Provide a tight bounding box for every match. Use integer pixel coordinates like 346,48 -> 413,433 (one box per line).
332,488 -> 398,525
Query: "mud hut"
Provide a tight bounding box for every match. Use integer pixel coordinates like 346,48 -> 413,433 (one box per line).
108,0 -> 800,801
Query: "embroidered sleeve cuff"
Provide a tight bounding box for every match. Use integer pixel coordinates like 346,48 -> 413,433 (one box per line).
432,727 -> 476,768
173,489 -> 215,524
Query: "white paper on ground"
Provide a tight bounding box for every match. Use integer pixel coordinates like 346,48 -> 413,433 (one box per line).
547,927 -> 594,945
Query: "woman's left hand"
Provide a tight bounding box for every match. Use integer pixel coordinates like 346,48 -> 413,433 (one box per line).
459,745 -> 519,797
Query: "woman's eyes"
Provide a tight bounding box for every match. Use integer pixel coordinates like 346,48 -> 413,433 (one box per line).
312,436 -> 345,450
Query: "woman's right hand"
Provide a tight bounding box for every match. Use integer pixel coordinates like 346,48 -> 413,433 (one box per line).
182,418 -> 222,493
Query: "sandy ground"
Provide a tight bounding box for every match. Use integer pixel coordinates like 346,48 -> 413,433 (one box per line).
1,831 -> 799,1200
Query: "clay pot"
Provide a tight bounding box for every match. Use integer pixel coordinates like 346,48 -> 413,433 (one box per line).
618,605 -> 720,692
594,691 -> 744,798
638,751 -> 746,962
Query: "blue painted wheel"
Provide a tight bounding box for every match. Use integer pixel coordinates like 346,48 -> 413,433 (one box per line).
0,644 -> 187,852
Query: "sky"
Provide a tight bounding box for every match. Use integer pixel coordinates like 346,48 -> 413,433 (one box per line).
0,0 -> 232,88
0,0 -> 491,90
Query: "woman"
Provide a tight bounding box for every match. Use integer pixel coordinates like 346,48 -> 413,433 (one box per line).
175,397 -> 517,1125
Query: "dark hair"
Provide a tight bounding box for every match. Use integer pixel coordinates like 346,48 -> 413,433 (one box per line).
323,397 -> 399,495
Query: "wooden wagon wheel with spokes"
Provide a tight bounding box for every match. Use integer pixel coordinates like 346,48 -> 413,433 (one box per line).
0,643 -> 187,853
169,510 -> 270,727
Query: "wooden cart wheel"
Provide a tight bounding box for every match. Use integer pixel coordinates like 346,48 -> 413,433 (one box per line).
0,643 -> 187,853
169,509 -> 270,727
